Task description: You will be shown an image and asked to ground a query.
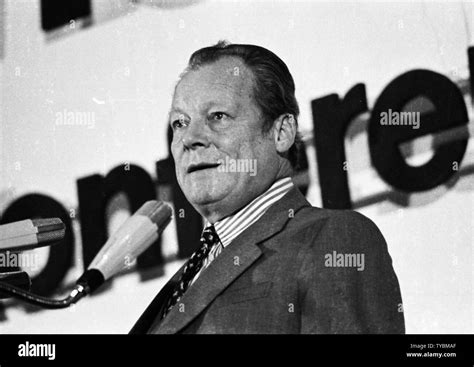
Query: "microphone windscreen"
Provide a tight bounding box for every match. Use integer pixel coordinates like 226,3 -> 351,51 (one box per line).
33,218 -> 66,244
0,218 -> 65,251
136,201 -> 172,230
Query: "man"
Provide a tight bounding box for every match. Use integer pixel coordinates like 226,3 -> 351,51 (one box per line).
131,41 -> 405,334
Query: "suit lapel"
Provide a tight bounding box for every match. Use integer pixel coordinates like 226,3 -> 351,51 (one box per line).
151,187 -> 311,334
155,235 -> 262,333
129,267 -> 183,334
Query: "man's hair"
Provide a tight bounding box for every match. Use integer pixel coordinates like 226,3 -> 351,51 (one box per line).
186,40 -> 302,170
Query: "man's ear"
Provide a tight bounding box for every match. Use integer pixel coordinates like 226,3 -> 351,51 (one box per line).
273,113 -> 297,154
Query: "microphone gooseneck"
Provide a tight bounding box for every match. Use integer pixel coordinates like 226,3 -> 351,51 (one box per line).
0,281 -> 87,309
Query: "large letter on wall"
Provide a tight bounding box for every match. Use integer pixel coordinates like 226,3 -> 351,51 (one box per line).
311,84 -> 368,209
368,70 -> 469,192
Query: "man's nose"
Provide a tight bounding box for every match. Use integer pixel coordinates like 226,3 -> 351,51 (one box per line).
182,120 -> 210,150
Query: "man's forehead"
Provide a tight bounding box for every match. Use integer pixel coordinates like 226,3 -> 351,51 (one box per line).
174,57 -> 254,100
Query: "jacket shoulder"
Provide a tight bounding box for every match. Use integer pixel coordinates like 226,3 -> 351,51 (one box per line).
286,205 -> 387,254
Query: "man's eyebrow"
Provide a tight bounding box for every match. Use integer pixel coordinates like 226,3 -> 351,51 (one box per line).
169,107 -> 186,115
201,100 -> 235,110
168,107 -> 191,123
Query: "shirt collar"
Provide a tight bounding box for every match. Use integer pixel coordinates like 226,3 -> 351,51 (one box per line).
204,177 -> 294,247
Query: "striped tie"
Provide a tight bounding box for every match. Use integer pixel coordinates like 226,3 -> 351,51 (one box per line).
162,225 -> 219,318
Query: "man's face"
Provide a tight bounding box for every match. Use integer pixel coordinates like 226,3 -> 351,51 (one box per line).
170,57 -> 279,221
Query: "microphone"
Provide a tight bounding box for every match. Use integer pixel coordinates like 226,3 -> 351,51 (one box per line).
0,218 -> 65,252
74,200 -> 172,298
0,200 -> 172,308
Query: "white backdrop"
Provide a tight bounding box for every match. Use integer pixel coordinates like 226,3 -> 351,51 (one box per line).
0,0 -> 473,333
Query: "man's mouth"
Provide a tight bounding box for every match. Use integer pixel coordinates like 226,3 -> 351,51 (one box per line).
187,162 -> 221,174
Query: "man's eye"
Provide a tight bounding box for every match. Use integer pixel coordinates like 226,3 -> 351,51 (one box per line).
210,112 -> 228,121
171,119 -> 185,129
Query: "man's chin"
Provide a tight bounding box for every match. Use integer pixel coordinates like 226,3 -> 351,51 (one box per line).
181,177 -> 234,204
185,190 -> 227,208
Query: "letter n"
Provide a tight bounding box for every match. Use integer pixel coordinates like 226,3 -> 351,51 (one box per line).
77,164 -> 163,282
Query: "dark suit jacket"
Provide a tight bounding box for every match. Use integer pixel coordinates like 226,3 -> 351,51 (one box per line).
130,187 -> 405,334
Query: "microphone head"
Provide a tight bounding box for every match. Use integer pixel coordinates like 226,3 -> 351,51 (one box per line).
32,218 -> 66,244
0,218 -> 65,251
136,201 -> 172,231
